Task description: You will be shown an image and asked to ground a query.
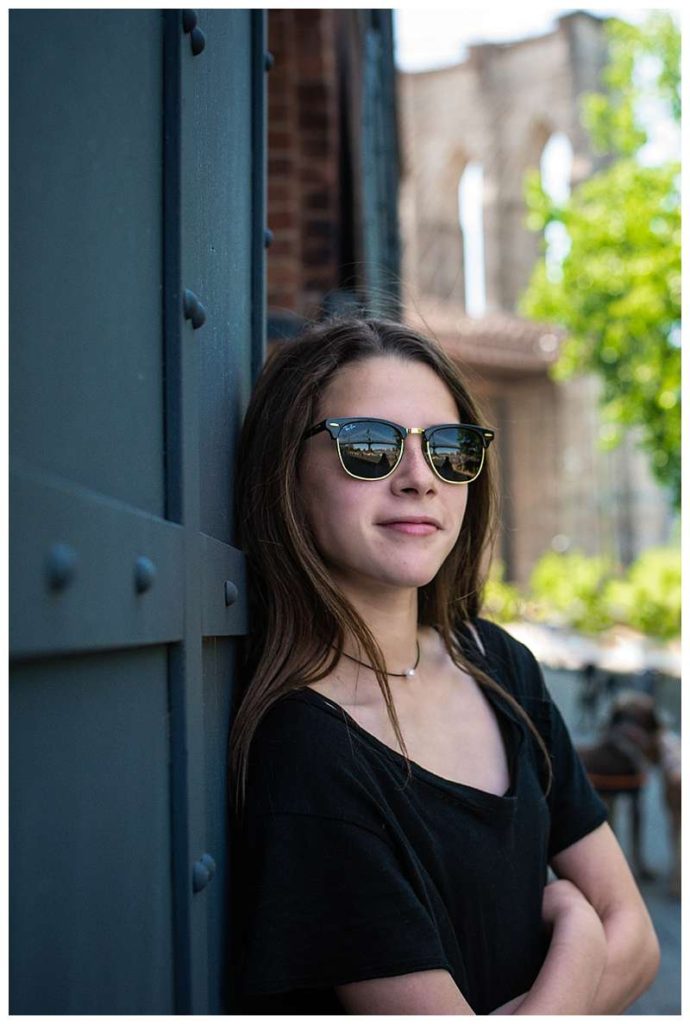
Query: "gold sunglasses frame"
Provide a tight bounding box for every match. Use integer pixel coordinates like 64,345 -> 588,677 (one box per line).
302,417 -> 495,485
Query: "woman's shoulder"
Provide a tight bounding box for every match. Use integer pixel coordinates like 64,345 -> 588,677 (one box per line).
248,688 -> 351,764
243,689 -> 377,819
463,617 -> 548,701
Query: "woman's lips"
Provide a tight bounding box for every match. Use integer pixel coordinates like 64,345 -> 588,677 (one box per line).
379,522 -> 439,536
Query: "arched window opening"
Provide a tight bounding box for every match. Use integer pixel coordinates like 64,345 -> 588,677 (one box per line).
459,161 -> 486,317
540,132 -> 573,282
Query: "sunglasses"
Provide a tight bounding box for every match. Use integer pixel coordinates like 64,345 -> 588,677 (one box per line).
303,417 -> 495,484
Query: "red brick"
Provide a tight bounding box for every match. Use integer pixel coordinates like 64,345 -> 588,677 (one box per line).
303,219 -> 335,240
302,244 -> 335,264
297,82 -> 329,106
302,278 -> 330,294
267,178 -> 293,200
266,203 -> 301,220
301,136 -> 335,159
294,55 -> 326,79
266,239 -> 295,257
303,189 -> 330,211
269,94 -> 294,119
298,110 -> 330,133
299,164 -> 331,186
268,290 -> 297,309
268,211 -> 300,231
269,265 -> 301,287
269,130 -> 294,151
268,157 -> 294,177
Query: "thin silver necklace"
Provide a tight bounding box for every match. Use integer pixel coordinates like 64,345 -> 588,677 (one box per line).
339,639 -> 421,678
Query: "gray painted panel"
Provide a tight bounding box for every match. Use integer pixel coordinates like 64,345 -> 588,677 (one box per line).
174,11 -> 257,1008
200,533 -> 247,637
180,9 -> 254,546
10,8 -> 262,1012
9,11 -> 165,515
10,465 -> 184,658
202,637 -> 238,1012
9,648 -> 174,1014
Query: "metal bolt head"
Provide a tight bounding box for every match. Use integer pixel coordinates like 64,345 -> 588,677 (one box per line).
46,543 -> 77,591
193,853 -> 216,893
224,580 -> 238,607
183,288 -> 207,330
190,25 -> 206,56
134,556 -> 156,594
182,9 -> 198,33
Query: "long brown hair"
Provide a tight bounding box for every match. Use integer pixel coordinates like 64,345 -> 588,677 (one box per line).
229,317 -> 552,811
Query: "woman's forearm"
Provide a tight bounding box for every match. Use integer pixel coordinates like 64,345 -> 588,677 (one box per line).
588,907 -> 660,1014
512,906 -> 607,1015
492,901 -> 660,1016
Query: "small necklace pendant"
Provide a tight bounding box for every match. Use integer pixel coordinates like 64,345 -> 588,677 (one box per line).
405,668 -> 415,678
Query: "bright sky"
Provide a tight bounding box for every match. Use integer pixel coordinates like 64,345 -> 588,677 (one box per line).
394,8 -> 650,72
394,7 -> 679,165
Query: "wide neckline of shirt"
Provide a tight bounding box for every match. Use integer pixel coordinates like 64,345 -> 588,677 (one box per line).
291,684 -> 525,814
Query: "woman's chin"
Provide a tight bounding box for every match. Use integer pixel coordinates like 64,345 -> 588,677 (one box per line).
325,552 -> 442,593
370,562 -> 441,591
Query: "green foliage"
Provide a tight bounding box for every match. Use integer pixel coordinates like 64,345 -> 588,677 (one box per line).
483,561 -> 522,624
528,551 -> 615,633
584,13 -> 681,154
524,546 -> 681,640
521,13 -> 681,507
603,547 -> 681,640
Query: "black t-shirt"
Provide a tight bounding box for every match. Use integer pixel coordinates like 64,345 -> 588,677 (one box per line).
233,618 -> 608,1015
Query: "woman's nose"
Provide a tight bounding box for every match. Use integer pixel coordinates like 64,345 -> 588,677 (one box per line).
392,435 -> 437,490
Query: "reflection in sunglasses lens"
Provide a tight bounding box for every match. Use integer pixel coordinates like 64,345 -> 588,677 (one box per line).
338,421 -> 401,479
429,427 -> 483,482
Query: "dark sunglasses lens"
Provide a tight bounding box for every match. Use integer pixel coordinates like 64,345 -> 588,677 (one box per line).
338,420 -> 402,479
428,427 -> 484,482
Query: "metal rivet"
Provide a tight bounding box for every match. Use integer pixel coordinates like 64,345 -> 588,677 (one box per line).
264,228 -> 274,249
46,543 -> 77,591
182,9 -> 198,33
182,11 -> 205,56
134,556 -> 156,594
224,580 -> 238,607
190,26 -> 206,56
265,51 -> 274,71
183,288 -> 207,330
193,853 -> 216,893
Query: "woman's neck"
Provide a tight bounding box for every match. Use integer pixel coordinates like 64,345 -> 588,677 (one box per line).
337,583 -> 421,675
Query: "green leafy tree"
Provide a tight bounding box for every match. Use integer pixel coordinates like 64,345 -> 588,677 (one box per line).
528,550 -> 615,634
521,13 -> 680,506
483,560 -> 522,624
603,547 -> 681,640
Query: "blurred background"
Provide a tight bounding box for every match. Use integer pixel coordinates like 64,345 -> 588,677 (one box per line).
9,7 -> 680,1015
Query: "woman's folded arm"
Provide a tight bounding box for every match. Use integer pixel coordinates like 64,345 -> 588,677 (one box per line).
549,822 -> 660,1013
336,878 -> 609,1016
336,968 -> 475,1015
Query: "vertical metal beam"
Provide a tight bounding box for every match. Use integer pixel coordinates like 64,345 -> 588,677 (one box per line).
162,11 -> 192,1014
163,10 -> 183,527
376,10 -> 401,318
250,10 -> 267,385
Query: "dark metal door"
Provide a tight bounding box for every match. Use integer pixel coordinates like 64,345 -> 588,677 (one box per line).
9,10 -> 265,1013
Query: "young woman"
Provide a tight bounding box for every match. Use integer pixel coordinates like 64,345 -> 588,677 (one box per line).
229,317 -> 660,1015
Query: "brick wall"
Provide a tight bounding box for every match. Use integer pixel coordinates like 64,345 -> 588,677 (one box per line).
267,10 -> 342,319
